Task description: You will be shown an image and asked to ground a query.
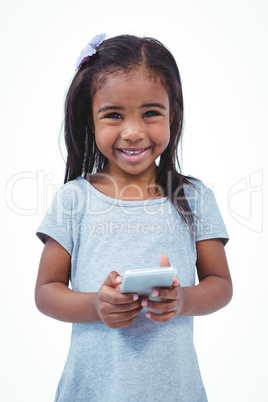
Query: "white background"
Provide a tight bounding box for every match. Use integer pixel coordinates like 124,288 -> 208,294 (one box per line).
1,0 -> 267,401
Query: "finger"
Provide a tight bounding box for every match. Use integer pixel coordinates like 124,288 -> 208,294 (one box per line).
109,306 -> 143,323
150,283 -> 180,300
103,306 -> 143,328
172,277 -> 180,287
106,314 -> 140,329
142,298 -> 177,313
100,286 -> 139,305
102,298 -> 142,313
102,271 -> 122,288
145,311 -> 175,323
159,254 -> 170,267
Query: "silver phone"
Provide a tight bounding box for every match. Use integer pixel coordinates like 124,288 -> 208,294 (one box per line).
120,267 -> 176,296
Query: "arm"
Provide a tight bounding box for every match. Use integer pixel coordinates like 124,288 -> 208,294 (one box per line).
35,237 -> 142,327
181,238 -> 232,315
142,239 -> 233,321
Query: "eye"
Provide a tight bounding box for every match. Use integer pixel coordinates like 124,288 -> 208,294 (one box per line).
143,110 -> 160,118
105,112 -> 122,119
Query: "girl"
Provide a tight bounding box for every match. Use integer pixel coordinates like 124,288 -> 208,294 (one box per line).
35,34 -> 232,401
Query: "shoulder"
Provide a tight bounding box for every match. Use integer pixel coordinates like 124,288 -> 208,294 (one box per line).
50,176 -> 89,215
183,176 -> 229,244
56,176 -> 87,199
58,176 -> 86,194
183,176 -> 213,200
182,176 -> 221,217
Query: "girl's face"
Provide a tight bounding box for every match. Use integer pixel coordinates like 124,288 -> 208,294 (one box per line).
92,68 -> 171,183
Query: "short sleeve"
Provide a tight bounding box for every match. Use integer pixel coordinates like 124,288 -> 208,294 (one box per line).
36,180 -> 85,255
186,181 -> 229,245
195,185 -> 229,245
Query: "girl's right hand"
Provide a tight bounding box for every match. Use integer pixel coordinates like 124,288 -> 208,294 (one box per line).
94,271 -> 143,329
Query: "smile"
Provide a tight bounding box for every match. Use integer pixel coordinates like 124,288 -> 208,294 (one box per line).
119,148 -> 148,155
116,147 -> 152,163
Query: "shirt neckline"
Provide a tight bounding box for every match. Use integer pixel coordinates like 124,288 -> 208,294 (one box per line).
77,176 -> 168,207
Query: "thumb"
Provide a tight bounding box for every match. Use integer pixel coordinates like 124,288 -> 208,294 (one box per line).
103,271 -> 122,288
159,254 -> 170,267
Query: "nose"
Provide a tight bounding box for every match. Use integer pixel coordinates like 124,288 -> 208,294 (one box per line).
120,127 -> 145,142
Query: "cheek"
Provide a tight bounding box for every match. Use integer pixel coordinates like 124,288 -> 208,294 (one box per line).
95,127 -> 116,152
153,125 -> 170,148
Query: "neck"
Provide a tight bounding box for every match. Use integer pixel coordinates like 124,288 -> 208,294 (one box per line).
89,165 -> 161,201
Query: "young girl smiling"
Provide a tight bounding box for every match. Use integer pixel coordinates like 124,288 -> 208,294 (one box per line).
35,33 -> 232,401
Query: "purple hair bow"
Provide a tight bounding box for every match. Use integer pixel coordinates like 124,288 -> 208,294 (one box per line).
75,33 -> 106,70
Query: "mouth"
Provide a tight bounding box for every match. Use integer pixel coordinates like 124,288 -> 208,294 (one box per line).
118,147 -> 149,155
116,146 -> 152,162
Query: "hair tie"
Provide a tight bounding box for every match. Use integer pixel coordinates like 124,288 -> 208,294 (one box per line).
75,33 -> 106,71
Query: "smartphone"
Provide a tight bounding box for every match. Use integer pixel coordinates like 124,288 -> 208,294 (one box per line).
120,267 -> 176,296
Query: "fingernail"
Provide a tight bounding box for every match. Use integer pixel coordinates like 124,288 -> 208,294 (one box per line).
133,295 -> 139,301
141,299 -> 148,307
146,312 -> 151,319
116,275 -> 122,283
151,290 -> 159,297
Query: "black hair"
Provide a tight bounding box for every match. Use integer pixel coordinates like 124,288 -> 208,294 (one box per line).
63,34 -> 197,227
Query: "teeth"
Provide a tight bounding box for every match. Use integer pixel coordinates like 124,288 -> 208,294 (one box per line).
121,149 -> 145,155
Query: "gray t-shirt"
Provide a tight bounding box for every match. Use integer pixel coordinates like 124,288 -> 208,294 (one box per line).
37,176 -> 229,401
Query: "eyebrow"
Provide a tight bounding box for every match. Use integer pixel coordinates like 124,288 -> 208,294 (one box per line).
97,105 -> 124,115
141,102 -> 167,110
97,102 -> 167,115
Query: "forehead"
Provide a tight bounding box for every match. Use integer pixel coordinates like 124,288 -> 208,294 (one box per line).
93,68 -> 169,104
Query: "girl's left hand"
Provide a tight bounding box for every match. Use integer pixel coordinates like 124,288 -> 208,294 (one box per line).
141,254 -> 184,322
